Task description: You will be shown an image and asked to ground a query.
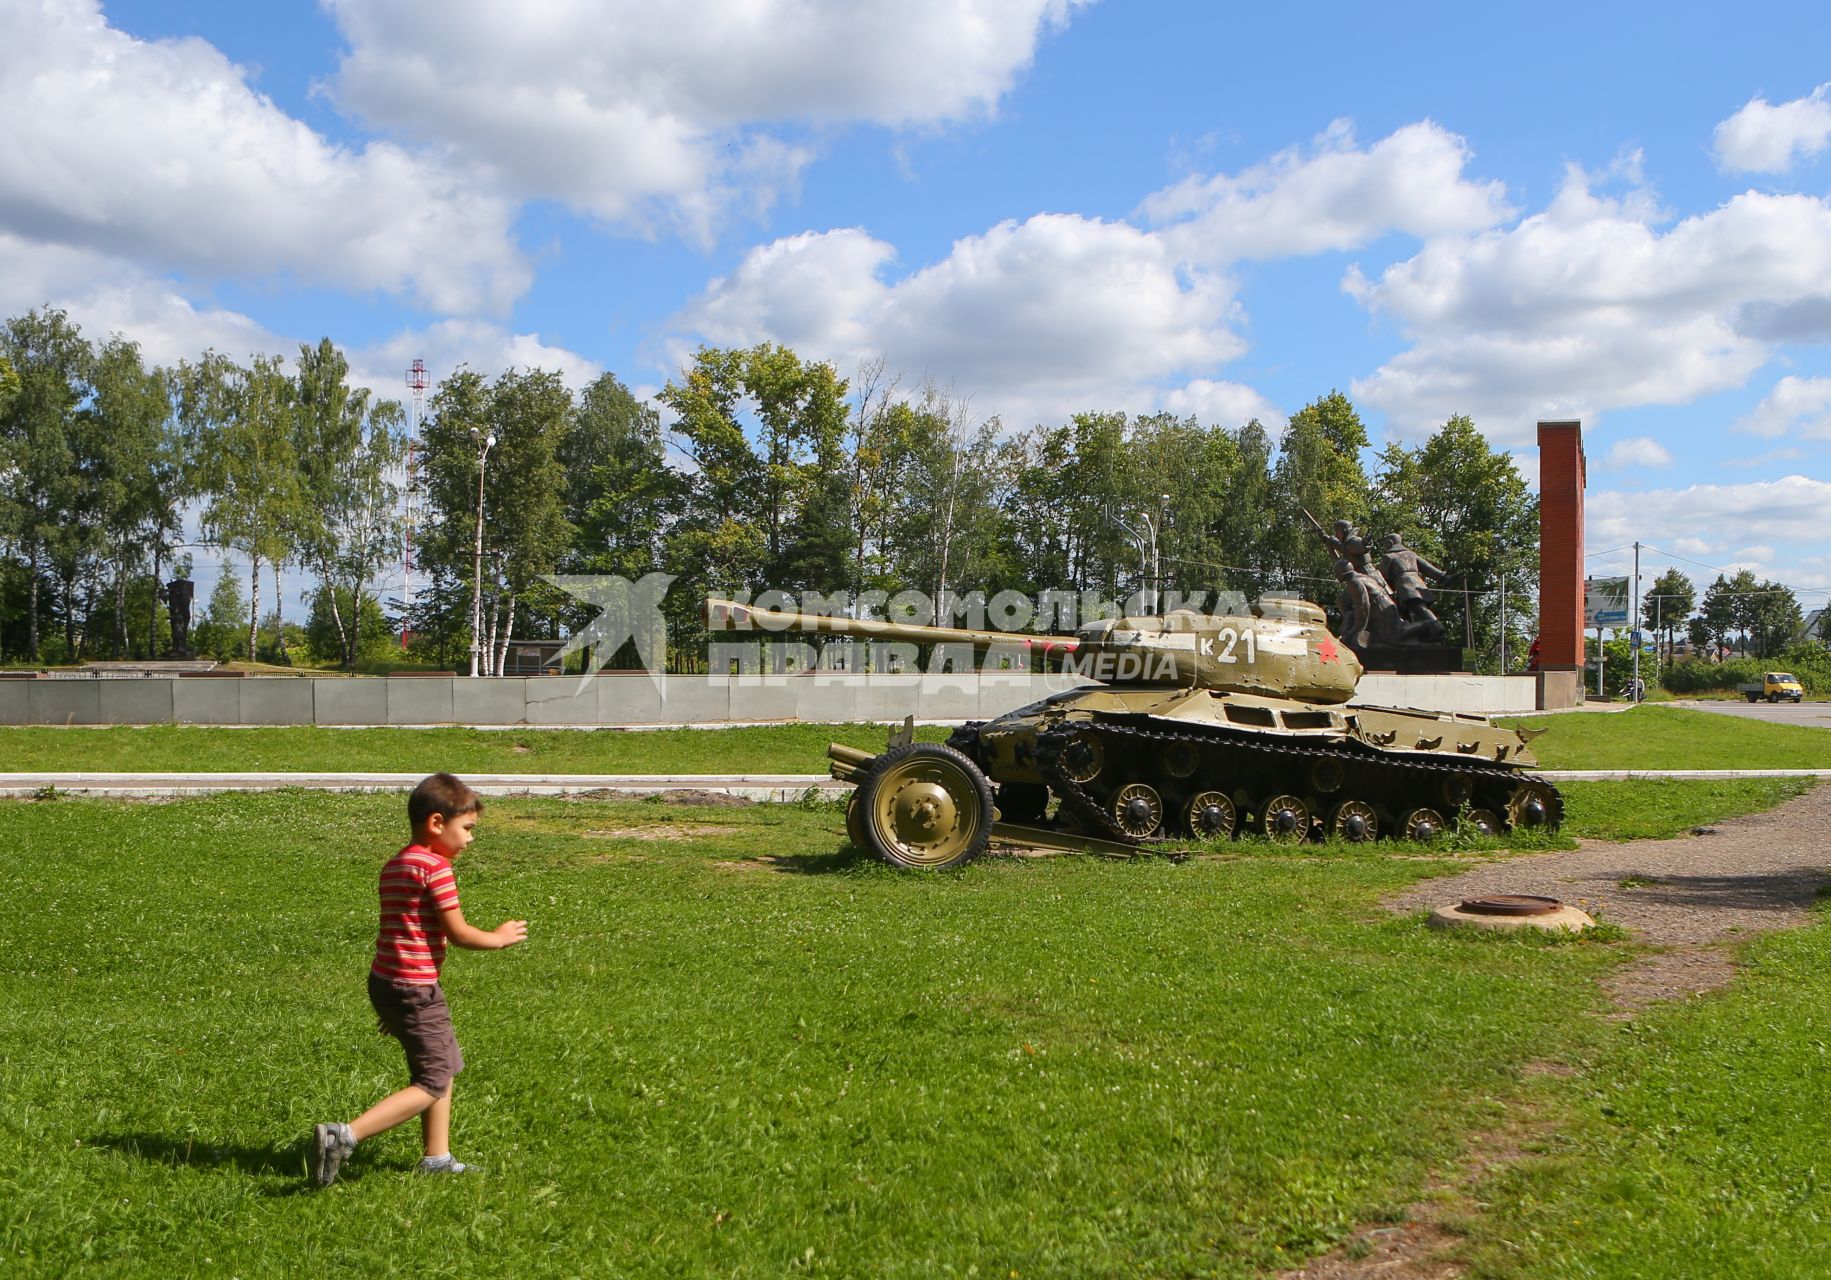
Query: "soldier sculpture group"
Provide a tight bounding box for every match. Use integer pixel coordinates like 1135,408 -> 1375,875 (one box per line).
1303,511 -> 1447,651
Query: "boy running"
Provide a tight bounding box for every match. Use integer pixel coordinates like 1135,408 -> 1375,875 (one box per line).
312,772 -> 527,1187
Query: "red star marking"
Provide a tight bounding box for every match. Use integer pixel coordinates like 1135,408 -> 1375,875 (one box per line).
1316,636 -> 1340,664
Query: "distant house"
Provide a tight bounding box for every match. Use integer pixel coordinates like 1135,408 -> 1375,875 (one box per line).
503,638 -> 567,675
1802,607 -> 1829,646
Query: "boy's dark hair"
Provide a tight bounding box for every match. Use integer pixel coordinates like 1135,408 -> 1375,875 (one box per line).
408,772 -> 484,829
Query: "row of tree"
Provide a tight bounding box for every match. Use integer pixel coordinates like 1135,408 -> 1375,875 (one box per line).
0,306 -> 1811,674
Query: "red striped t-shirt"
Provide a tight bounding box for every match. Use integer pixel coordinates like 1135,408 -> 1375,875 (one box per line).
372,844 -> 462,985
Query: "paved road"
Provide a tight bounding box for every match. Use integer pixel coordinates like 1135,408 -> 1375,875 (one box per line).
1670,698 -> 1831,729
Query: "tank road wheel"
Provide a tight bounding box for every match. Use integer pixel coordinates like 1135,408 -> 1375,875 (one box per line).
1461,808 -> 1504,837
1308,758 -> 1345,795
1398,807 -> 1446,843
1110,783 -> 1165,839
1258,794 -> 1312,844
1507,780 -> 1561,831
995,782 -> 1050,825
857,743 -> 994,870
1328,799 -> 1380,843
845,791 -> 867,851
1186,790 -> 1237,839
1162,741 -> 1200,780
1439,774 -> 1473,810
1059,731 -> 1105,783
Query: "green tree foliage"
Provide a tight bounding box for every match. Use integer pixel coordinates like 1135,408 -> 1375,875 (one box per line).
415,367 -> 574,674
291,339 -> 406,669
193,565 -> 247,663
87,336 -> 180,659
1,308 -> 91,659
1744,579 -> 1802,659
562,372 -> 683,579
1272,391 -> 1370,590
661,344 -> 850,596
1698,573 -> 1743,657
180,353 -> 303,661
304,587 -> 396,668
1642,568 -> 1694,663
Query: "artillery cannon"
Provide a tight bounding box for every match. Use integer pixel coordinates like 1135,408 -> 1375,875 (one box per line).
706,597 -> 1559,868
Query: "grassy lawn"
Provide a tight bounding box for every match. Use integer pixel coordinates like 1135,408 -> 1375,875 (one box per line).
0,702 -> 1822,775
0,722 -> 950,774
1501,705 -> 1829,771
1462,913 -> 1831,1279
2,790 -> 1631,1278
1555,777 -> 1815,841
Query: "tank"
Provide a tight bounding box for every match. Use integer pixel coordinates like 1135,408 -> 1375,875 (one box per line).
706,597 -> 1561,869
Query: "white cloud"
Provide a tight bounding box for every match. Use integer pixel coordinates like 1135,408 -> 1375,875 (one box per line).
1140,120 -> 1511,264
671,216 -> 1244,426
0,232 -> 289,367
1713,85 -> 1831,174
1734,375 -> 1831,440
326,0 -> 1085,239
1603,436 -> 1674,469
348,322 -> 601,400
0,232 -> 598,402
1587,476 -> 1831,569
1349,167 -> 1831,440
1725,445 -> 1810,469
0,0 -> 528,314
1156,380 -> 1284,429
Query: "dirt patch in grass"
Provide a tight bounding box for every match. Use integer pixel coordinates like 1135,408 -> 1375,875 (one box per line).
561,788 -> 754,806
1282,1081 -> 1571,1279
586,824 -> 746,841
1599,946 -> 1739,1016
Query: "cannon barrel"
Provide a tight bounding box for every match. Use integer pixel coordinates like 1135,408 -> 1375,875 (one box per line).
704,598 -> 1080,656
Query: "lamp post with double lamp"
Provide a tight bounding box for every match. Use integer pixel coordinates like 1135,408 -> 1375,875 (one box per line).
467,426 -> 496,678
1112,494 -> 1171,615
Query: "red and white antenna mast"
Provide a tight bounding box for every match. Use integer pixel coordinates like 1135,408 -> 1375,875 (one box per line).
402,357 -> 429,647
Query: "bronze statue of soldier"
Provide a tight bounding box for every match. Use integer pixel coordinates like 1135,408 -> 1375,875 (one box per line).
1378,533 -> 1446,628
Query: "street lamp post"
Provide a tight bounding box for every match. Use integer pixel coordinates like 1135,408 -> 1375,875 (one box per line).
1111,495 -> 1173,615
468,427 -> 496,678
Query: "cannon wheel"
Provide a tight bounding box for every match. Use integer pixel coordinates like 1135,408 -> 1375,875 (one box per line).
845,791 -> 867,851
857,743 -> 994,870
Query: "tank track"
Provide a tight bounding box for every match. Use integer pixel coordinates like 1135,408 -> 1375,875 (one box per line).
1017,717 -> 1562,845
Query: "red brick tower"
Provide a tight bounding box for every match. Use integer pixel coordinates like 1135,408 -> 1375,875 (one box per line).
1536,420 -> 1585,671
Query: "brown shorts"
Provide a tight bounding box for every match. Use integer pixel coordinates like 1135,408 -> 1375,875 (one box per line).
368,973 -> 464,1098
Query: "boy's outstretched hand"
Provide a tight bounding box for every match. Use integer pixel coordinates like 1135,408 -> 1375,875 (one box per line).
439,902 -> 529,951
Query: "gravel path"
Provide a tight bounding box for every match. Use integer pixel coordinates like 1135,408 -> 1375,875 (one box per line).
1387,779 -> 1830,1007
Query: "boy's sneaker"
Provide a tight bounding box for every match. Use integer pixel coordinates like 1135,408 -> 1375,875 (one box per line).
418,1154 -> 475,1176
312,1123 -> 356,1188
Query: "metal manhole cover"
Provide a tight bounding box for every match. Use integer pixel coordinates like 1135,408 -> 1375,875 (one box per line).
1459,894 -> 1563,917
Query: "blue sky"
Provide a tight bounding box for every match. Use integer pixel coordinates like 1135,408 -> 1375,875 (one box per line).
6,0 -> 1831,617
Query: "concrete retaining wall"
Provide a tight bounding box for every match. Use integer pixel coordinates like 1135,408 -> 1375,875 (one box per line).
0,670 -> 1557,726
